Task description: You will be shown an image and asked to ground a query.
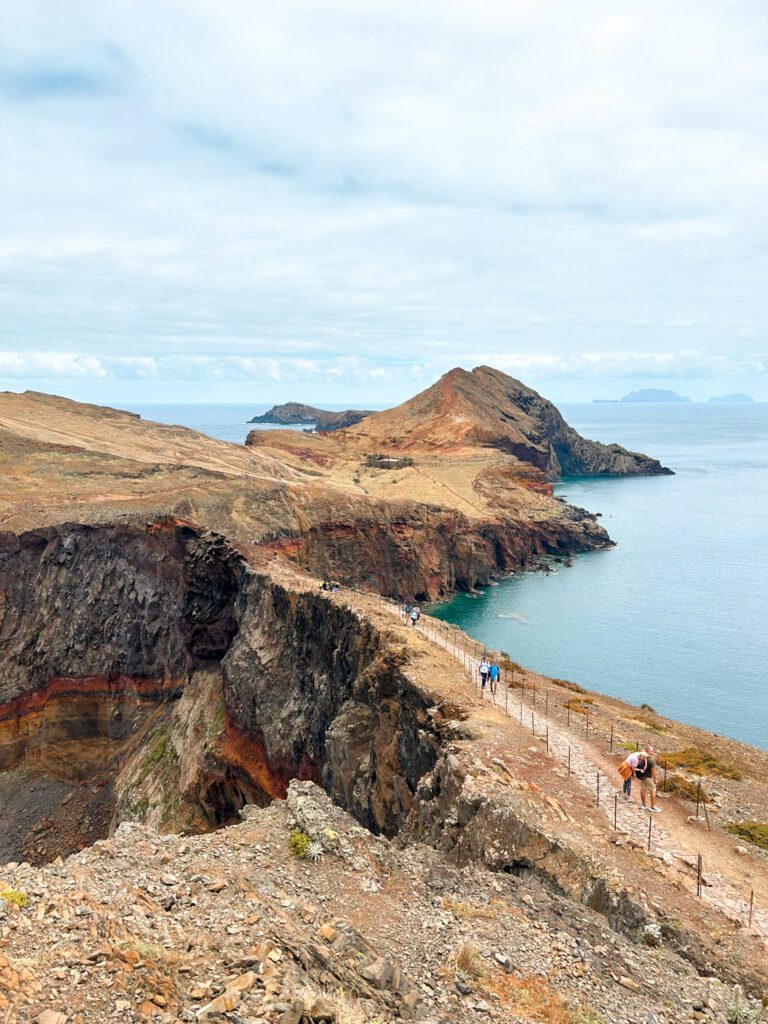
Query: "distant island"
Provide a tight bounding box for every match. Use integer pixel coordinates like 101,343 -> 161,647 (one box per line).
248,402 -> 373,432
708,393 -> 755,404
620,389 -> 691,404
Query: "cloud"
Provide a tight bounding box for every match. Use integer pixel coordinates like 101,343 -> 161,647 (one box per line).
0,1 -> 767,400
490,350 -> 768,381
2,349 -> 764,391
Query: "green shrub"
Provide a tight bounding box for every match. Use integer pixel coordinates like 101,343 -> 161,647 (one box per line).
661,774 -> 708,802
659,746 -> 741,780
1,889 -> 29,907
724,821 -> 768,851
288,830 -> 312,858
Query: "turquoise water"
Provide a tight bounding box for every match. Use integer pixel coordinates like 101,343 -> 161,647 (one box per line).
433,404 -> 768,749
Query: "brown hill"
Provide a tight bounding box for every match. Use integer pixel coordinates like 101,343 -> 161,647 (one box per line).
348,366 -> 672,478
0,385 -> 608,601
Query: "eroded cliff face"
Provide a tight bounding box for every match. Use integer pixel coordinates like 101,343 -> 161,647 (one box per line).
223,579 -> 438,834
0,521 -> 441,860
269,501 -> 609,601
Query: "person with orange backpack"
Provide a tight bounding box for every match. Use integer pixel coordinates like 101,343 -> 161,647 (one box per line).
618,750 -> 646,801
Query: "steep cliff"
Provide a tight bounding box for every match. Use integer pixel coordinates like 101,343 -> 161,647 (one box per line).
0,522 -> 441,857
267,496 -> 608,601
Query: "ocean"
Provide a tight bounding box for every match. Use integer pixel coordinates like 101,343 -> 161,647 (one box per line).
130,403 -> 312,444
433,403 -> 768,750
130,401 -> 768,749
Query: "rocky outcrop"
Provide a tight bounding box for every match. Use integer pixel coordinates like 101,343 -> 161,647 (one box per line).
348,366 -> 673,478
248,402 -> 373,430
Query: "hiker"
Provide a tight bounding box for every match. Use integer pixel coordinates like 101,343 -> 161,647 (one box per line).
638,745 -> 660,813
413,606 -> 421,621
617,750 -> 644,800
489,660 -> 500,695
409,607 -> 419,627
403,603 -> 412,621
479,657 -> 490,690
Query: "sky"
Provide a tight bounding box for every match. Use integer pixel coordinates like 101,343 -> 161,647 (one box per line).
1,0 -> 767,406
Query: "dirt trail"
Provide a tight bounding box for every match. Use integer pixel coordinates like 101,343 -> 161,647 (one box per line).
397,608 -> 768,940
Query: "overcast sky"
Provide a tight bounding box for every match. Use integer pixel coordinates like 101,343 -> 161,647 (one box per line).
1,1 -> 767,405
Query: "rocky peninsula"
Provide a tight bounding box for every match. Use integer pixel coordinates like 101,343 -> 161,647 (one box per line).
1,371 -> 767,1024
248,402 -> 373,431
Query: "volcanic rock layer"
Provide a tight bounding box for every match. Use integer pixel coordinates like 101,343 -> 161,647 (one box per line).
0,521 -> 440,860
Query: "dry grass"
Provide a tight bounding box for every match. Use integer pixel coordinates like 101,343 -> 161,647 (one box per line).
483,972 -> 608,1024
659,746 -> 742,780
333,997 -> 366,1024
562,697 -> 594,715
447,941 -> 485,979
441,897 -> 523,922
298,986 -> 366,1024
552,678 -> 587,694
483,972 -> 570,1022
627,713 -> 668,736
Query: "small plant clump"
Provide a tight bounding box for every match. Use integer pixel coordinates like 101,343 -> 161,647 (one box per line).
628,714 -> 668,735
447,941 -> 485,979
306,841 -> 324,862
571,1008 -> 610,1024
552,678 -> 586,694
727,989 -> 763,1023
0,889 -> 29,907
483,973 -> 571,1022
562,697 -> 594,715
288,830 -> 313,859
724,821 -> 768,851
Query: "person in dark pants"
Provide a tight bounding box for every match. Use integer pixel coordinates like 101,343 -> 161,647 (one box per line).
619,751 -> 643,800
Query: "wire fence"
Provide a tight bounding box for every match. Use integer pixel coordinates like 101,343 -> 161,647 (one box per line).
383,602 -> 765,938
